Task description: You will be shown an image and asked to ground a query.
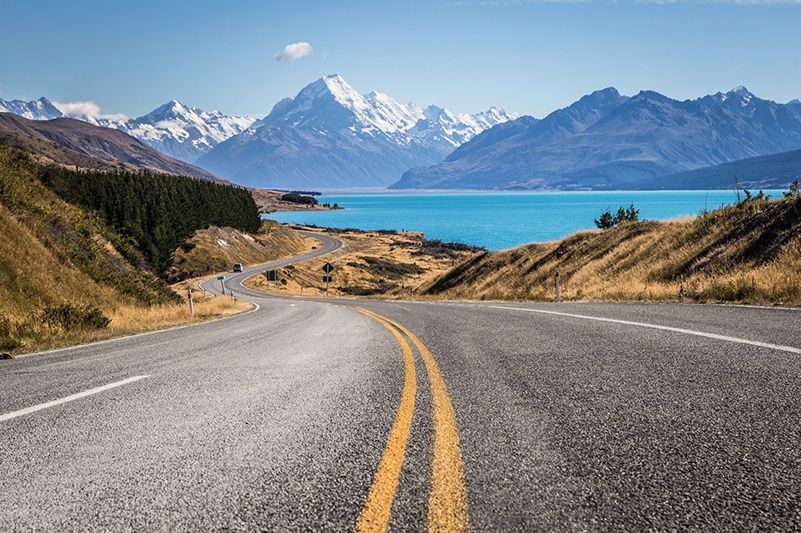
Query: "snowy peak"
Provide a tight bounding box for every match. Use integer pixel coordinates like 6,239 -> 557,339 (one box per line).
0,95 -> 254,163
141,99 -> 190,122
0,96 -> 63,120
261,74 -> 517,148
264,74 -> 422,134
703,86 -> 760,108
124,101 -> 255,161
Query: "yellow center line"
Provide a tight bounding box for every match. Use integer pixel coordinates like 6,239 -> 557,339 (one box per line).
351,307 -> 417,533
386,318 -> 471,533
353,307 -> 471,533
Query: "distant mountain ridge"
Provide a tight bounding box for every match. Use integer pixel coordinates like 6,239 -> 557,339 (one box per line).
0,112 -> 226,183
0,97 -> 255,163
197,74 -> 519,189
393,86 -> 801,190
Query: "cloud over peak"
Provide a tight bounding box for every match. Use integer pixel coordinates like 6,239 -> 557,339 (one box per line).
275,42 -> 313,63
52,100 -> 128,121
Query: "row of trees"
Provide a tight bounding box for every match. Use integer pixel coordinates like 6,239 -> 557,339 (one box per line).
40,167 -> 261,275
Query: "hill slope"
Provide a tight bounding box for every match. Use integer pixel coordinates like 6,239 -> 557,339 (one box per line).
629,148 -> 801,190
0,144 -> 309,354
0,112 -> 227,182
422,194 -> 801,305
0,146 -> 179,335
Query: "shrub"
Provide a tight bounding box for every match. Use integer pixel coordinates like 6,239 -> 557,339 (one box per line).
0,315 -> 21,351
595,202 -> 640,229
39,303 -> 111,332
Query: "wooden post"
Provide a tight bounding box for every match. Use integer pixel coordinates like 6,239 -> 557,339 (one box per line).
187,288 -> 194,317
555,271 -> 560,303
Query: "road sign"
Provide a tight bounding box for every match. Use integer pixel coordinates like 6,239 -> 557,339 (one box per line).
322,276 -> 332,283
266,270 -> 277,281
322,262 -> 334,274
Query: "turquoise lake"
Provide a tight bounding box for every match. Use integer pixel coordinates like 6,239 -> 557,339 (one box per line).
265,191 -> 781,250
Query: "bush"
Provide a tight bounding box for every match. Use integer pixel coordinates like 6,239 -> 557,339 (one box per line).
0,315 -> 21,351
357,256 -> 425,279
595,202 -> 640,229
39,303 -> 111,332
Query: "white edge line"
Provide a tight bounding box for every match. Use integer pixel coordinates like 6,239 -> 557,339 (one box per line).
489,306 -> 801,355
0,375 -> 149,423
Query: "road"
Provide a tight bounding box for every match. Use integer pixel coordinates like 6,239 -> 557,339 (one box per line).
2,233 -> 801,531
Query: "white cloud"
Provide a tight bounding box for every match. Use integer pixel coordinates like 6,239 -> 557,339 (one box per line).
275,42 -> 313,63
52,100 -> 128,121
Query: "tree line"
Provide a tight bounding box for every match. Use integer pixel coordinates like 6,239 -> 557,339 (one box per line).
40,167 -> 261,275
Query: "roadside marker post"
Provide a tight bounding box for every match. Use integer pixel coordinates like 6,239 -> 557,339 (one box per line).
555,271 -> 560,303
187,288 -> 194,317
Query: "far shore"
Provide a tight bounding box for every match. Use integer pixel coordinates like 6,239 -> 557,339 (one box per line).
249,188 -> 343,214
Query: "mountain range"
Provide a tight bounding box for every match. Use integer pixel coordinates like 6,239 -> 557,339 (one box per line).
393,86 -> 801,190
4,80 -> 801,191
196,74 -> 519,188
0,112 -> 225,182
0,97 -> 255,163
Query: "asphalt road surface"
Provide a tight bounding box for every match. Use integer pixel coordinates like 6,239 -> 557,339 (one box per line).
2,233 -> 800,531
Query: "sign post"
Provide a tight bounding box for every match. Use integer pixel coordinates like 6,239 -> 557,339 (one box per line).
217,275 -> 226,295
555,271 -> 560,303
322,263 -> 334,297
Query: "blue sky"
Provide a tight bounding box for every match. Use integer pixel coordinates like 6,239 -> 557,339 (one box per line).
1,0 -> 800,120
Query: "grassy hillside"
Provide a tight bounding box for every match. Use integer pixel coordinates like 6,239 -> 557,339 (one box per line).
244,226 -> 483,298
166,220 -> 312,282
422,193 -> 801,306
0,145 -> 305,354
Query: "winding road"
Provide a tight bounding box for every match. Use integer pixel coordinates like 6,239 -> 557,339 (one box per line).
2,232 -> 801,531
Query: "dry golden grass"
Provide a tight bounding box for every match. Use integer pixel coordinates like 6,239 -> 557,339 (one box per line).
243,227 -> 482,299
4,286 -> 252,355
166,219 -> 313,282
422,195 -> 801,306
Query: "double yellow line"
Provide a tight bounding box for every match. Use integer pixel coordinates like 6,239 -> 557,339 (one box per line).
351,307 -> 470,533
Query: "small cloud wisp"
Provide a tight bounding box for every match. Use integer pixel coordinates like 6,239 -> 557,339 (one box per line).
275,42 -> 313,63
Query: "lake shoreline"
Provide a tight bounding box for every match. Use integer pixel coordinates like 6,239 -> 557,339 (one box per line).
264,190 -> 781,251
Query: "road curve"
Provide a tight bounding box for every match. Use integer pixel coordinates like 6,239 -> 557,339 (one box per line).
2,232 -> 801,531
199,230 -> 343,298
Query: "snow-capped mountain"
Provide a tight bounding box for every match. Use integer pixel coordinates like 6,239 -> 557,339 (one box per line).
198,74 -> 518,188
115,101 -> 255,163
0,97 -> 63,121
0,97 -> 254,163
392,86 -> 801,190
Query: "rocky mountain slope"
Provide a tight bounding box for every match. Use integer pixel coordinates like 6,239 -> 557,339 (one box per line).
393,87 -> 801,190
